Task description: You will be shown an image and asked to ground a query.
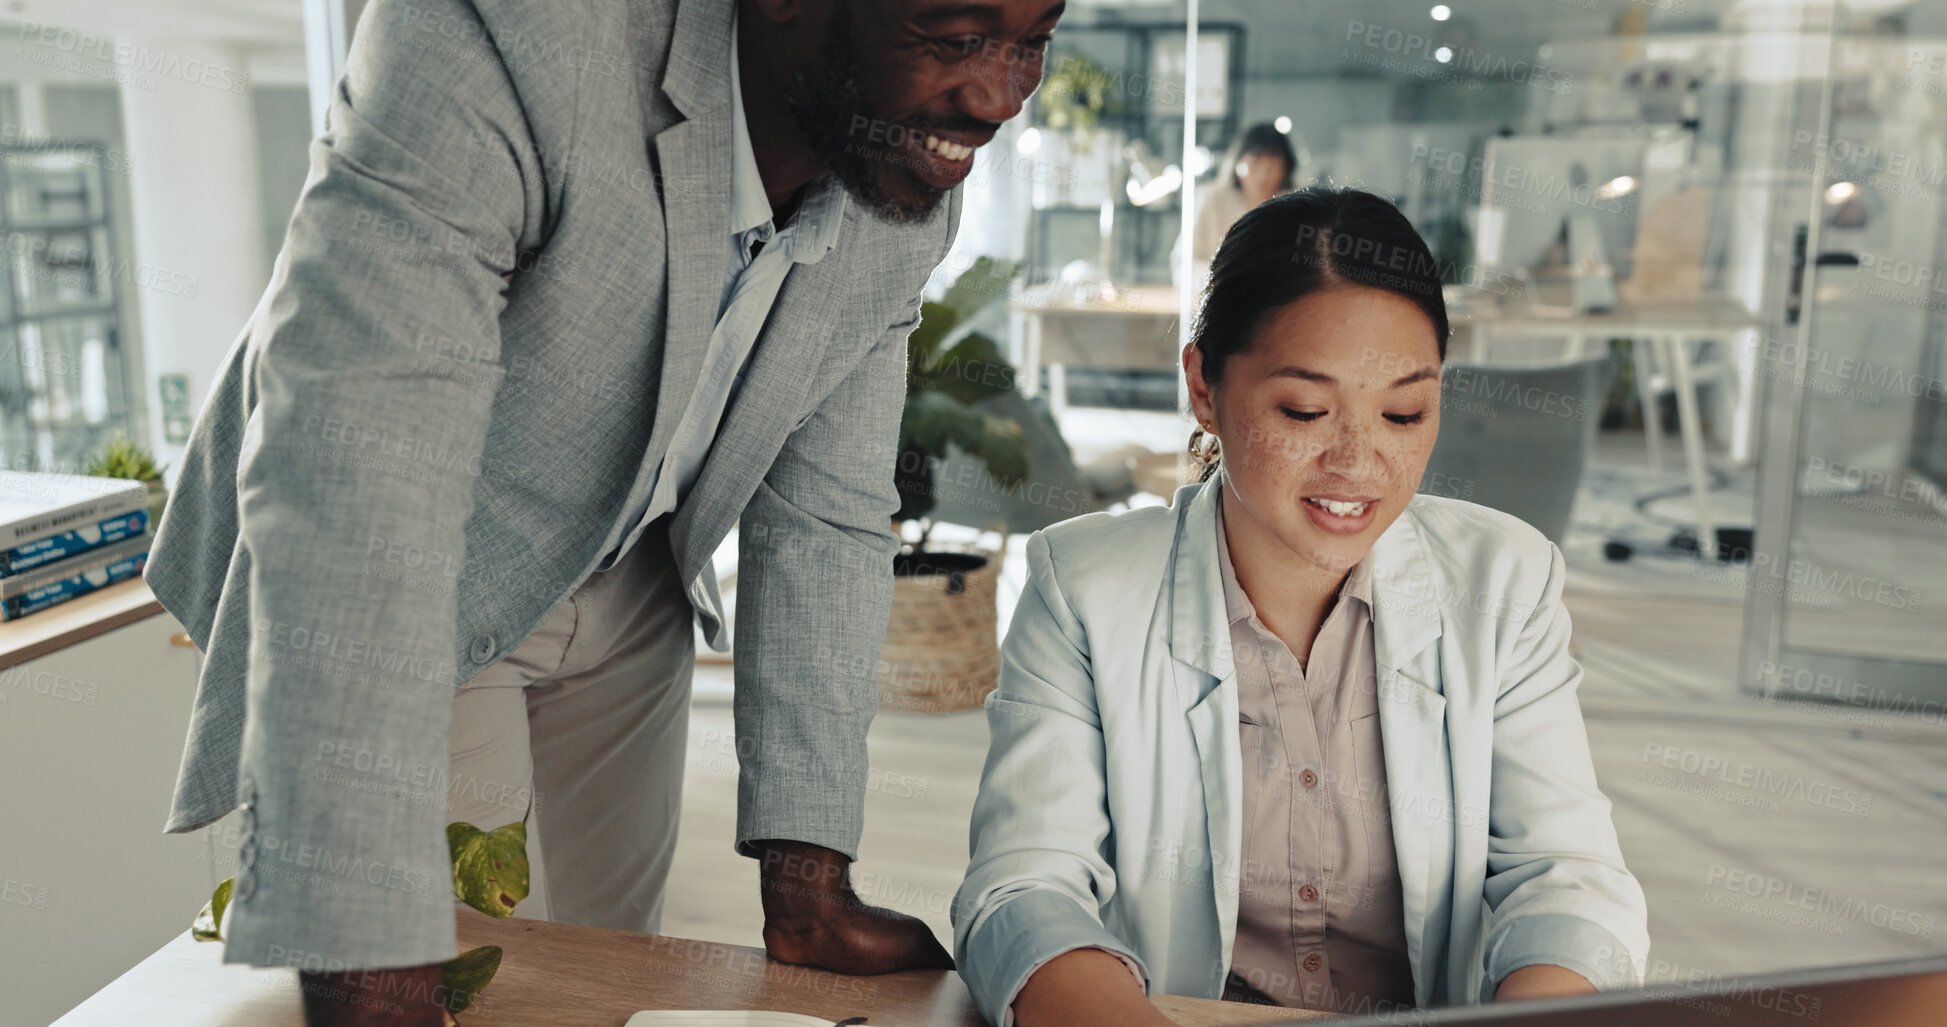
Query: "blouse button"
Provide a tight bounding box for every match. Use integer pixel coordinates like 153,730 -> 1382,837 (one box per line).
1298,884 -> 1319,903
1299,768 -> 1318,788
1303,953 -> 1324,973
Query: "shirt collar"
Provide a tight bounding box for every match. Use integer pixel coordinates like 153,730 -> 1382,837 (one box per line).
727,11 -> 846,264
1214,486 -> 1373,627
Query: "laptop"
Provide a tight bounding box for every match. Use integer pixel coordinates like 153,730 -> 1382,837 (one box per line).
1304,954 -> 1947,1026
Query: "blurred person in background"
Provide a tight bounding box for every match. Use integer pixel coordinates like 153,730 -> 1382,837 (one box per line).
1176,121 -> 1298,290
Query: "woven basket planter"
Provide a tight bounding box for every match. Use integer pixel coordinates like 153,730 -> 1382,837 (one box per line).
878,534 -> 1008,714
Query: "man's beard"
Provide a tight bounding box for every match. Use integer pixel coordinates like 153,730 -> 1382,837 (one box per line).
782,6 -> 947,226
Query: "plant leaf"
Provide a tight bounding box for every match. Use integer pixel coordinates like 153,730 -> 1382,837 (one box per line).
940,256 -> 1019,325
905,301 -> 959,377
971,416 -> 1031,490
900,391 -> 983,459
447,821 -> 529,918
191,877 -> 233,942
441,945 -> 503,1014
893,445 -> 936,524
930,332 -> 1017,405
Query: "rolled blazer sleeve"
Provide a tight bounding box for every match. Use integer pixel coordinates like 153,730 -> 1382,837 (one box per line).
222,0 -> 545,970
1478,541 -> 1651,998
953,531 -> 1148,1027
729,195 -> 961,860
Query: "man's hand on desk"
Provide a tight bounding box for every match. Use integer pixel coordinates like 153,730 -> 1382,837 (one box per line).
755,839 -> 956,975
300,962 -> 452,1027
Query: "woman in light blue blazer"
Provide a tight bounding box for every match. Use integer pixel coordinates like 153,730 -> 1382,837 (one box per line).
952,187 -> 1649,1027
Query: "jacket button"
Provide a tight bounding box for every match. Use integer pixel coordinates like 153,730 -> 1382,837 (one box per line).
1298,884 -> 1318,903
1302,953 -> 1323,973
1299,768 -> 1318,788
470,634 -> 497,663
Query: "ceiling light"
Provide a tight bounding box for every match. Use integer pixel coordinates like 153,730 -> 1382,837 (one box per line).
1596,175 -> 1638,199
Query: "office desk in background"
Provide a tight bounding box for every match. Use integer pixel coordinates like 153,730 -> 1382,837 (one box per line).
53,910 -> 1325,1027
1008,283 -> 1183,417
1449,295 -> 1764,560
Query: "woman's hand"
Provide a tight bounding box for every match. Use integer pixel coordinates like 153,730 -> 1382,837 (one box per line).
1012,948 -> 1176,1027
1494,963 -> 1597,1002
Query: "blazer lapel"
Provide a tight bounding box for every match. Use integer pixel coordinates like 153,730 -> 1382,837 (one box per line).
667,252 -> 842,585
646,0 -> 734,494
647,118 -> 730,464
1367,506 -> 1451,1009
1163,479 -> 1244,974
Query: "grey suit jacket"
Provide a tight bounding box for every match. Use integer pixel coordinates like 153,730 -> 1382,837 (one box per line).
144,0 -> 960,969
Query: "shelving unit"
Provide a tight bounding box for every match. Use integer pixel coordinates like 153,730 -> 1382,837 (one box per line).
1023,22 -> 1246,288
0,143 -> 140,473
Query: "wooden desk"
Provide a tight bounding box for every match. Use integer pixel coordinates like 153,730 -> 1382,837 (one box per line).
0,575 -> 164,671
56,911 -> 1327,1027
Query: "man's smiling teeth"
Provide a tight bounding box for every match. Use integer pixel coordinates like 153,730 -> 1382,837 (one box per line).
1306,497 -> 1371,517
923,134 -> 973,161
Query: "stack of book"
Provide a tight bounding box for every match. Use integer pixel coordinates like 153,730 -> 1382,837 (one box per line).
0,471 -> 152,622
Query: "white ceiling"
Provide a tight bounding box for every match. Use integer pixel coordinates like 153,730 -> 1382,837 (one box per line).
1066,0 -> 1945,76
5,0 -> 1945,74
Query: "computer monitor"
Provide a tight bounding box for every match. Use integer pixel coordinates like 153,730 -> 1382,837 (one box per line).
1474,134 -> 1648,281
1310,953 -> 1947,1027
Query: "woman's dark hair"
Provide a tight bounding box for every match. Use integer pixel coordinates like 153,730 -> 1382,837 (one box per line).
1187,186 -> 1449,483
1219,122 -> 1298,195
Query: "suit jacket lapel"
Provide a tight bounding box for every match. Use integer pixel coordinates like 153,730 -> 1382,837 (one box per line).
1367,505 -> 1450,1008
647,0 -> 733,502
668,252 -> 841,585
1164,479 -> 1243,975
648,116 -> 730,465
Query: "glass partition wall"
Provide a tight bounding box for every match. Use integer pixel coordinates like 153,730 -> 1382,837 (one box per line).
936,0 -> 1947,1007
1743,33 -> 1947,707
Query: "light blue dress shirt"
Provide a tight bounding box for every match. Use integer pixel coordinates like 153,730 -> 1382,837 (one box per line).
596,10 -> 847,574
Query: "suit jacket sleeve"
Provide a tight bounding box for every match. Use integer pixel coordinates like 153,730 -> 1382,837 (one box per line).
727,192 -> 962,860
222,0 -> 546,970
1478,541 -> 1651,997
952,531 -> 1150,1027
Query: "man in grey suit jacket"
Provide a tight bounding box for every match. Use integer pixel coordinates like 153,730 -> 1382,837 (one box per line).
144,0 -> 1063,1021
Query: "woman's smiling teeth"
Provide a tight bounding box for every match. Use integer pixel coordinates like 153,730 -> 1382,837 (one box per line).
1305,497 -> 1371,517
923,134 -> 974,161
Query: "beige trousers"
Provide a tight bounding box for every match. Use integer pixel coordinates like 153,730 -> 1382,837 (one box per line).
446,512 -> 696,933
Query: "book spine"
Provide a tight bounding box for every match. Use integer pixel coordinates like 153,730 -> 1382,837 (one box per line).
2,551 -> 148,621
0,535 -> 151,599
0,486 -> 148,548
0,510 -> 149,576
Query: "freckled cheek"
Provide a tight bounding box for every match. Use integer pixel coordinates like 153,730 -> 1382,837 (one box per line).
1234,420 -> 1325,473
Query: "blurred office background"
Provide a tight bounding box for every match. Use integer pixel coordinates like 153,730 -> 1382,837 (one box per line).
3,0 -> 1945,1024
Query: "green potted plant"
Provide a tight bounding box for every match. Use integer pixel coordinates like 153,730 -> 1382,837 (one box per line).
1036,50 -> 1120,148
881,257 -> 1031,713
1033,50 -> 1126,209
191,821 -> 529,1024
82,432 -> 169,525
